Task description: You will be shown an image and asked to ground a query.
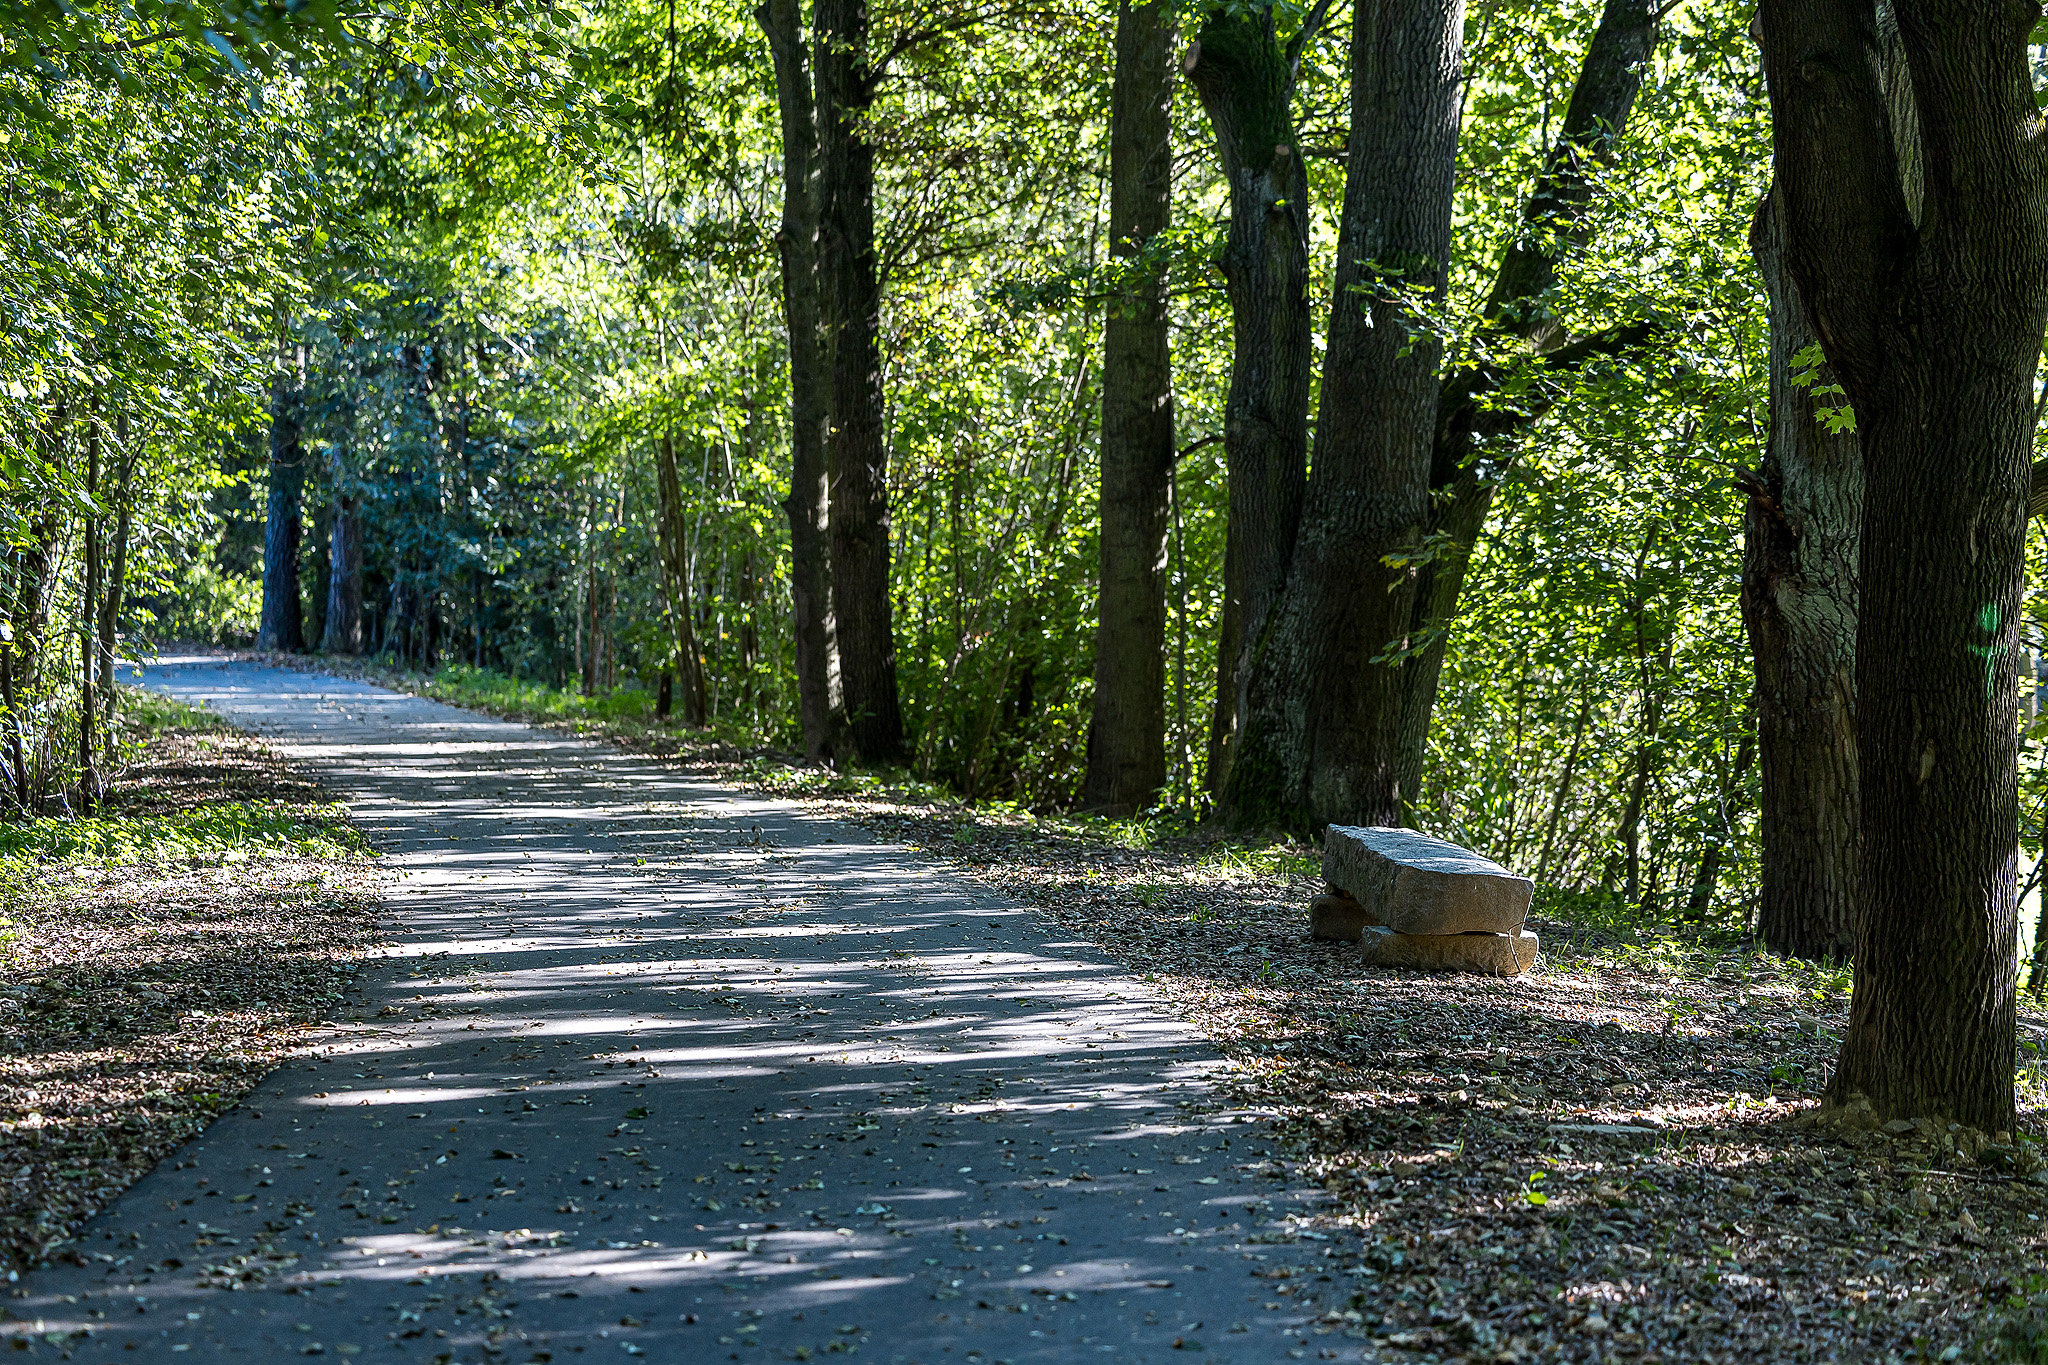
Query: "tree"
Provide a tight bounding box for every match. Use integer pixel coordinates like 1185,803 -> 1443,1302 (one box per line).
1741,186 -> 1861,963
1393,0 -> 1662,807
1756,0 -> 2048,1129
1082,0 -> 1177,817
1219,0 -> 1464,831
758,0 -> 848,764
817,0 -> 906,763
258,339 -> 307,653
1182,0 -> 1331,798
655,433 -> 711,726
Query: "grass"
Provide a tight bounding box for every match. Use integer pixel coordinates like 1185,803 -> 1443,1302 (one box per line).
0,691 -> 370,907
0,801 -> 367,866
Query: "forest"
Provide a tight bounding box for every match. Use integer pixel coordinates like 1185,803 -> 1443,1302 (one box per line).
4,0 -> 2048,1142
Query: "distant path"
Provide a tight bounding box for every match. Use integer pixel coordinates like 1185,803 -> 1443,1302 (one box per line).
14,657 -> 1342,1363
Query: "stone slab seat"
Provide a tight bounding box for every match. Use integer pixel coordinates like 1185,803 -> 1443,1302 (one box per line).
1321,824 -> 1533,937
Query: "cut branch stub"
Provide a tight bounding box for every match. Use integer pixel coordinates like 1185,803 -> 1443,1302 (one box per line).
1322,824 -> 1533,936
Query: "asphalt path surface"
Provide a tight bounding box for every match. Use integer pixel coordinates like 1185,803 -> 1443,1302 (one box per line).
8,658 -> 1349,1362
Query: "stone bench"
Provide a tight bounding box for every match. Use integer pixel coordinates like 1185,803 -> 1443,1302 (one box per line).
1310,825 -> 1537,976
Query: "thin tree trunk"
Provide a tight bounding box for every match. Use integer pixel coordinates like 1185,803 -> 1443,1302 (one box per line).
757,0 -> 846,763
13,398 -> 63,684
1536,680 -> 1593,883
0,627 -> 22,813
656,434 -> 709,726
79,418 -> 100,817
2027,797 -> 2048,998
1082,0 -> 1177,817
1394,0 -> 1662,811
309,500 -> 331,651
817,0 -> 904,763
1617,674 -> 1664,908
1742,184 -> 1861,961
1687,728 -> 1757,921
96,431 -> 133,720
1184,5 -> 1321,798
258,341 -> 306,652
1220,0 -> 1463,832
1,547 -> 28,812
1758,0 -> 2048,1131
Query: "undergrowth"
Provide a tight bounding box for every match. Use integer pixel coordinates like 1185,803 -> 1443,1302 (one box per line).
0,690 -> 372,909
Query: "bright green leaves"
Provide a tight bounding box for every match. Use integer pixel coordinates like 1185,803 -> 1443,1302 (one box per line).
1788,342 -> 1857,434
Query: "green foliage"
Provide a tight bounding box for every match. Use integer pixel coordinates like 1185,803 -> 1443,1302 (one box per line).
1788,342 -> 1857,434
146,563 -> 261,645
0,800 -> 366,866
7,0 -> 1977,953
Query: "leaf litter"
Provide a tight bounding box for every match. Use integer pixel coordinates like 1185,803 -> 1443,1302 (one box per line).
259,654 -> 2048,1361
0,699 -> 383,1276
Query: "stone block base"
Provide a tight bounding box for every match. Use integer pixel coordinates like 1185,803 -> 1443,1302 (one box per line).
1359,926 -> 1539,977
1309,894 -> 1377,942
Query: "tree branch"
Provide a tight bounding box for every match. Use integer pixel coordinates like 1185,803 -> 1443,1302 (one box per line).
1283,0 -> 1339,71
1480,0 -> 1660,347
1438,319 -> 1659,448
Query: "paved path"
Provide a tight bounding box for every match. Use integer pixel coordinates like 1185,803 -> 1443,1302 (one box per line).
10,659 -> 1347,1363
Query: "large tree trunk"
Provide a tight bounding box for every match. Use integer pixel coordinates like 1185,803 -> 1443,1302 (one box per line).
656,434 -> 710,726
1081,0 -> 1177,816
757,0 -> 846,764
1219,0 -> 1463,832
1758,0 -> 2048,1131
1742,185 -> 1861,962
322,461 -> 364,656
817,0 -> 904,764
1183,7 -> 1319,799
1394,0 -> 1661,813
258,342 -> 306,652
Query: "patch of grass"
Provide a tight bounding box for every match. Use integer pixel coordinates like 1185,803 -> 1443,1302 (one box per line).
1200,840 -> 1320,881
0,800 -> 368,867
1983,1284 -> 2048,1363
0,690 -> 370,909
424,664 -> 648,723
115,689 -> 224,737
2021,1038 -> 2048,1113
401,662 -> 767,748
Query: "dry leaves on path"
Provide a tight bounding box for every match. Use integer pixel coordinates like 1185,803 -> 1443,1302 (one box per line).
0,701 -> 384,1273
258,656 -> 2048,1361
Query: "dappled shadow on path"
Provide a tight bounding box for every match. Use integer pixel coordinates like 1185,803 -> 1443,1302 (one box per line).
10,661 -> 1334,1364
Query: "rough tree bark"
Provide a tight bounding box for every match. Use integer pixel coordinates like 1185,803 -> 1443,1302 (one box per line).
1081,0 -> 1177,817
1219,0 -> 1463,832
258,341 -> 306,653
1742,184 -> 1862,963
817,0 -> 905,763
1182,2 -> 1326,798
322,454 -> 364,656
1757,0 -> 2048,1130
1394,0 -> 1661,812
758,0 -> 847,763
656,433 -> 710,727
